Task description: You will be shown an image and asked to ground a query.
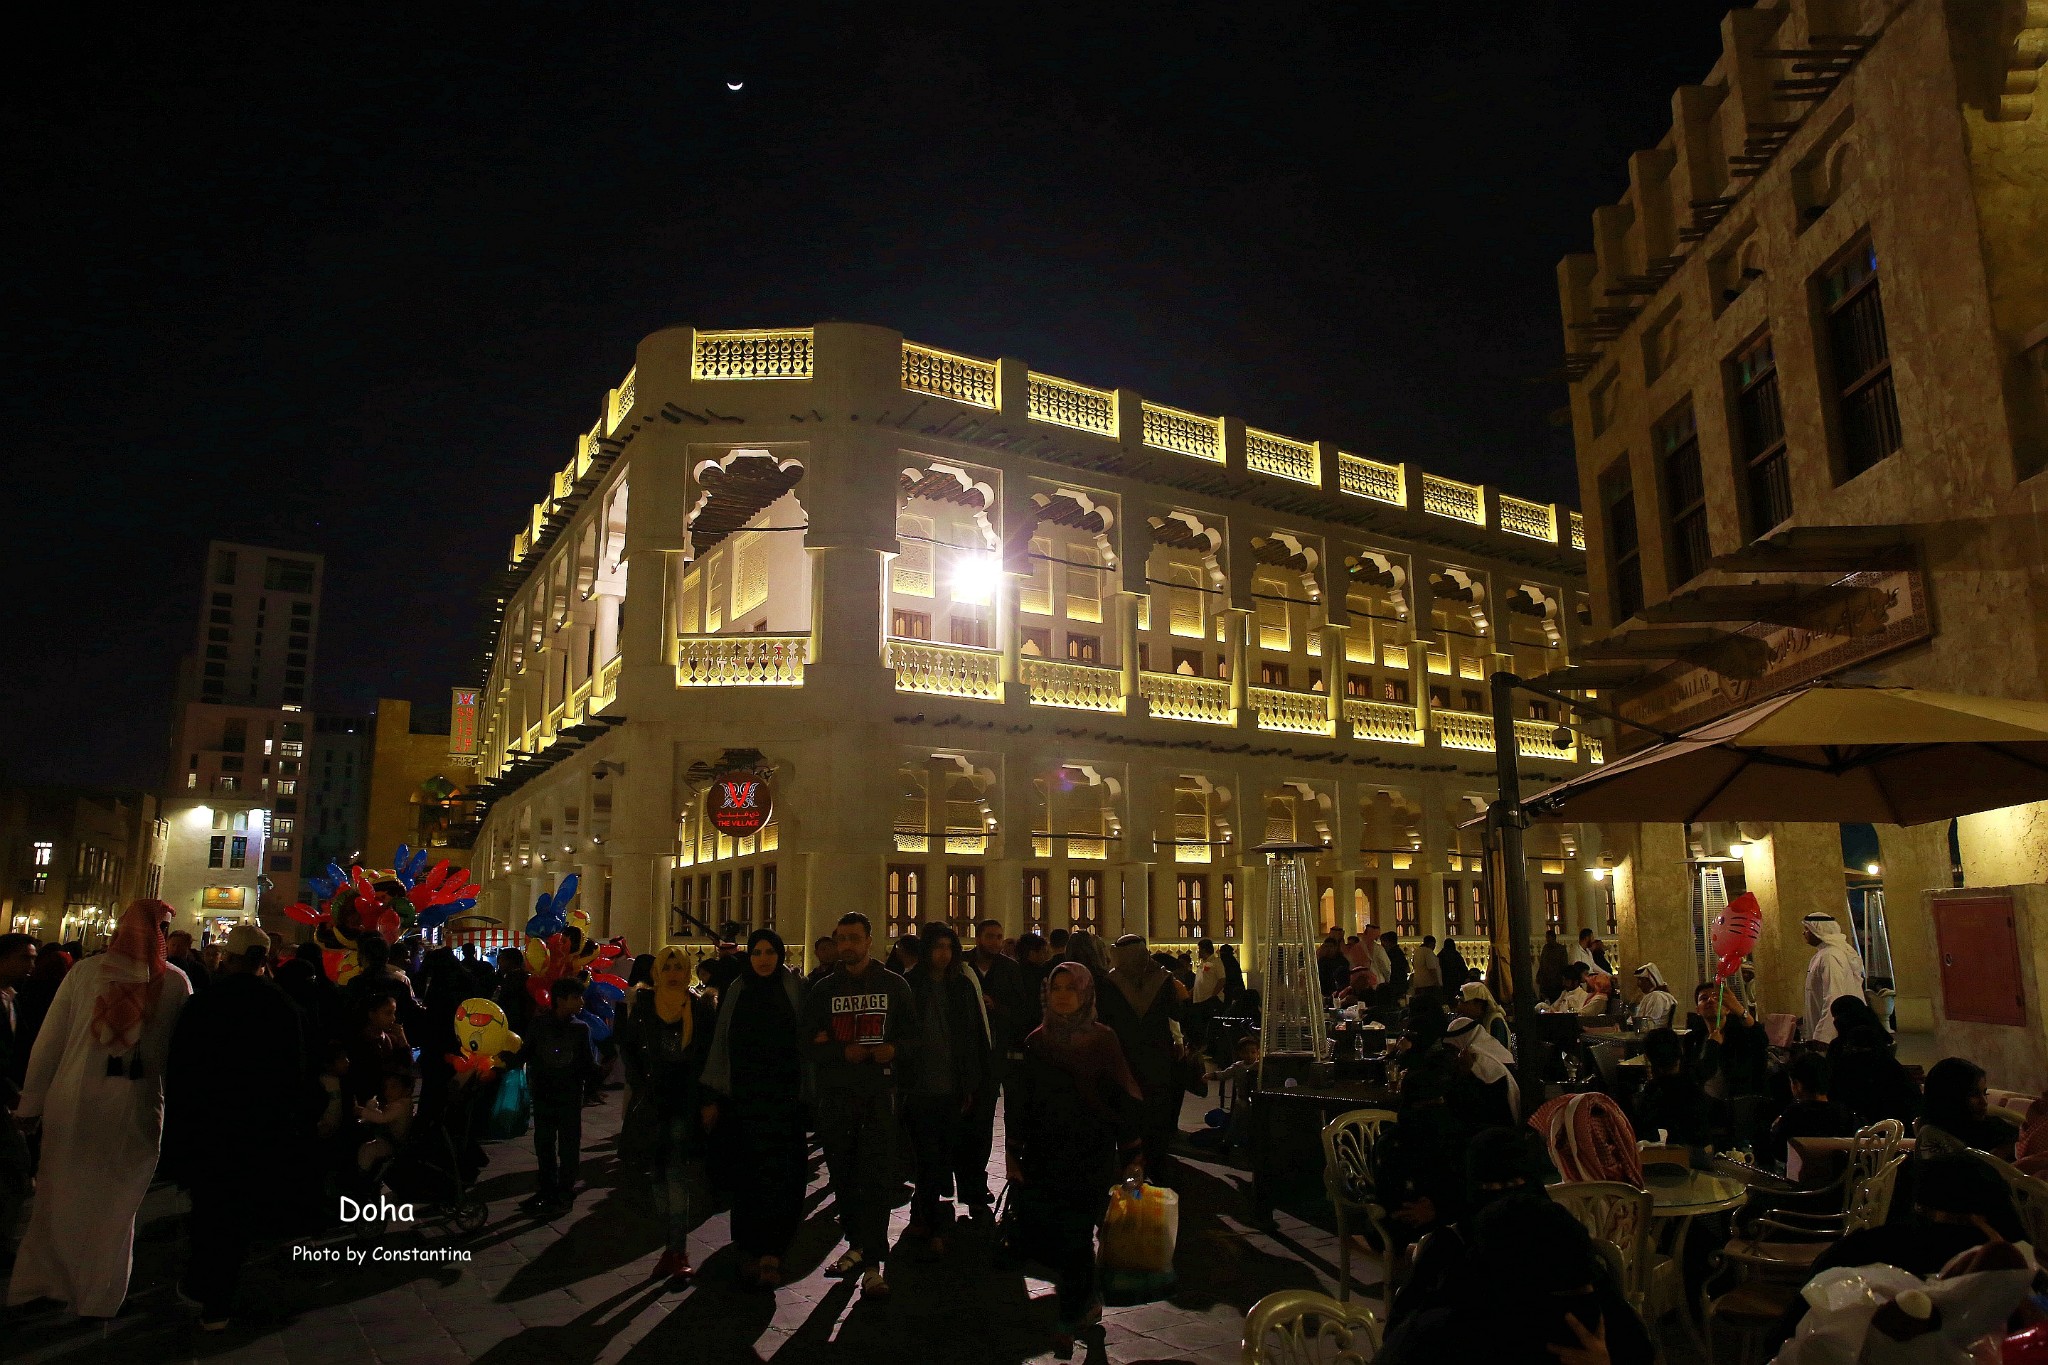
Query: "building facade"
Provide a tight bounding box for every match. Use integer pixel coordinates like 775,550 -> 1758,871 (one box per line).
159,541 -> 325,932
306,713 -> 371,874
468,323 -> 1603,970
1555,0 -> 2048,1072
363,698 -> 477,874
0,786 -> 167,943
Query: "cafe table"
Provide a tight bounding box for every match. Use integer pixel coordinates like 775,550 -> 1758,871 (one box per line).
1643,1161 -> 1749,1353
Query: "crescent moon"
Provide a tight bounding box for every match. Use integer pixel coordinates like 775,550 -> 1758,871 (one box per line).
726,80 -> 744,91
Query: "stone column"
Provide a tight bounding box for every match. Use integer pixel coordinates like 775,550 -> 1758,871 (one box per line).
594,591 -> 622,666
1611,822 -> 1692,991
1224,610 -> 1251,724
1873,822 -> 1953,1032
1118,591 -> 1146,716
806,545 -> 891,687
1745,823 -> 1850,1023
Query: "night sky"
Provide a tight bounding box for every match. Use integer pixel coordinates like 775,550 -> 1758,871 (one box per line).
3,1 -> 1738,789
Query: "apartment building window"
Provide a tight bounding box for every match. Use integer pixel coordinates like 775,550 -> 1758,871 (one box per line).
230,836 -> 248,869
1443,880 -> 1462,936
1068,870 -> 1101,933
1601,459 -> 1644,620
1065,633 -> 1100,663
1658,403 -> 1710,585
1383,677 -> 1410,703
1731,332 -> 1792,536
1176,874 -> 1208,938
1259,662 -> 1290,688
885,864 -> 923,939
213,550 -> 237,584
890,609 -> 930,640
1393,879 -> 1420,935
207,835 -> 226,869
1820,236 -> 1902,478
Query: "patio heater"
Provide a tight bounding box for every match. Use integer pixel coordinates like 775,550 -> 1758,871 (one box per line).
1256,840 -> 1328,1082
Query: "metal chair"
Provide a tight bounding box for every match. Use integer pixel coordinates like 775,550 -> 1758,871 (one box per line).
1320,1108 -> 1401,1303
1723,1152 -> 1907,1282
1546,1180 -> 1656,1313
1741,1117 -> 1905,1228
1971,1148 -> 2048,1249
1241,1288 -> 1382,1365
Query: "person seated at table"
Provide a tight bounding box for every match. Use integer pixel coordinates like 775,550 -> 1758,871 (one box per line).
1544,963 -> 1607,1019
1916,1056 -> 2020,1161
1630,962 -> 1679,1032
1334,964 -> 1378,1012
1375,1047 -> 1471,1243
1375,1191 -> 1656,1365
1387,1125 -> 1550,1330
1760,1155 -> 2024,1359
1628,1027 -> 1716,1147
1765,1052 -> 1857,1172
1685,981 -> 1768,1101
1443,1016 -> 1517,1129
1454,980 -> 1511,1050
1825,996 -> 1920,1126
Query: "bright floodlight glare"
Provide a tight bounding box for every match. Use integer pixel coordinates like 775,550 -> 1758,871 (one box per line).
1590,866 -> 1607,880
1866,862 -> 1881,876
1729,841 -> 1747,857
952,553 -> 1000,604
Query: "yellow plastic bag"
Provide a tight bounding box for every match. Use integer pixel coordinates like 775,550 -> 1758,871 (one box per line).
1100,1179 -> 1179,1275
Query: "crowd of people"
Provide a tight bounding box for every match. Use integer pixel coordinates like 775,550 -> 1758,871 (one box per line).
7,894 -> 2042,1359
0,901 -> 1256,1355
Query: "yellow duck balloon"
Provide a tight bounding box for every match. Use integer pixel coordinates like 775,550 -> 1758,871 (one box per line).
450,997 -> 523,1077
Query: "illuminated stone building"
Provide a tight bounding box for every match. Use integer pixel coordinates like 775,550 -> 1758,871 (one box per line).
1555,0 -> 2048,1073
469,323 -> 1600,969
362,697 -> 476,874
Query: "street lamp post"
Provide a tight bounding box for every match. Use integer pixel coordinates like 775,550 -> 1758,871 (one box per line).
1488,671 -> 1543,1118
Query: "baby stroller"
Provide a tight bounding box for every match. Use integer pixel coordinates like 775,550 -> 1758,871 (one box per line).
380,1075 -> 490,1232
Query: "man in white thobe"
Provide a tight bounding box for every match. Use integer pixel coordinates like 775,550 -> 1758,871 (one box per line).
8,901 -> 191,1318
1802,911 -> 1865,1046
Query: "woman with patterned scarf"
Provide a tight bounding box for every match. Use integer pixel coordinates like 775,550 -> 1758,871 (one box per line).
7,900 -> 191,1318
1007,962 -> 1143,1355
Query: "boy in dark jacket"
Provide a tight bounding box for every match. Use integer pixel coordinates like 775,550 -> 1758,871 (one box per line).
522,978 -> 596,1214
801,912 -> 918,1297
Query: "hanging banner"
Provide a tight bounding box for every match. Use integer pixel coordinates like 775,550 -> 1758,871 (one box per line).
708,764 -> 773,837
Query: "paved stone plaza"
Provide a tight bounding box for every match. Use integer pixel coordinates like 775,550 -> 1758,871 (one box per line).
3,1093 -> 1386,1365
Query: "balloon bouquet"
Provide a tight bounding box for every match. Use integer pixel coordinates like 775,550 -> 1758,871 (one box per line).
522,875 -> 632,1044
1705,891 -> 1763,1028
284,844 -> 481,985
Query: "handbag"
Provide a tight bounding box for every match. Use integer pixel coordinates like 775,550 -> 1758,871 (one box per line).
486,1067 -> 531,1141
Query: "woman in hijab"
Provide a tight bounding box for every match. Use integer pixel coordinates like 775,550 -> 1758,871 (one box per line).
8,900 -> 191,1318
902,922 -> 989,1257
1006,962 -> 1142,1354
700,929 -> 808,1288
1097,934 -> 1189,1185
1455,980 -> 1511,1049
1061,929 -> 1112,985
1443,1015 -> 1519,1127
1916,1056 -> 2017,1160
1825,995 -> 1919,1125
619,944 -> 719,1283
1218,944 -> 1246,1010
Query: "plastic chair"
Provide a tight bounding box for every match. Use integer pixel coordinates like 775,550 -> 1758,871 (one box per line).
1546,1181 -> 1656,1313
1972,1148 -> 2048,1250
1320,1108 -> 1401,1303
1724,1152 -> 1907,1281
1241,1288 -> 1382,1365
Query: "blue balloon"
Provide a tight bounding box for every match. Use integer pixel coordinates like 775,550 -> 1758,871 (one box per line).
526,873 -> 581,939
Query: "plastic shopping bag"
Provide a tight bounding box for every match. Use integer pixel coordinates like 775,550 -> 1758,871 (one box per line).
1775,1242 -> 2036,1365
487,1066 -> 532,1141
1100,1178 -> 1180,1302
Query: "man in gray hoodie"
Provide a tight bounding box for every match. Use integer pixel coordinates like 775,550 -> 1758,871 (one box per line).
801,911 -> 918,1298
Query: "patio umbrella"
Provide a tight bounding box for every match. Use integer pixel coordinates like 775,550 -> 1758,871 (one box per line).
1523,684 -> 2048,826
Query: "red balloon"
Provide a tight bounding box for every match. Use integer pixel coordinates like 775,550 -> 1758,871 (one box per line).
1710,892 -> 1762,972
